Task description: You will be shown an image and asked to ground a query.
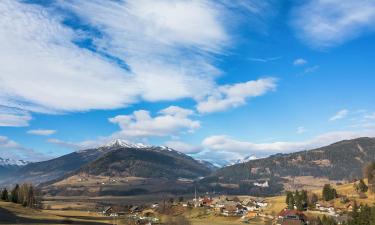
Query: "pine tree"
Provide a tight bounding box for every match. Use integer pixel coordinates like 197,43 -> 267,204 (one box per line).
10,184 -> 19,203
286,191 -> 294,209
1,188 -> 9,201
358,179 -> 368,193
322,184 -> 336,201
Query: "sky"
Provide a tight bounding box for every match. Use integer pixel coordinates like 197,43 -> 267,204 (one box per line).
0,0 -> 375,166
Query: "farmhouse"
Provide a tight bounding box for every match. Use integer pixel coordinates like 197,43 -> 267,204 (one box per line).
276,209 -> 308,225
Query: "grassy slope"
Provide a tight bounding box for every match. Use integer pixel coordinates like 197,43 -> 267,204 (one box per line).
0,201 -> 112,225
262,179 -> 375,217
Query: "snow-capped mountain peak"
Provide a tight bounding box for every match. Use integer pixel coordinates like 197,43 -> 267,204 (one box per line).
103,139 -> 150,149
0,157 -> 29,166
228,155 -> 258,166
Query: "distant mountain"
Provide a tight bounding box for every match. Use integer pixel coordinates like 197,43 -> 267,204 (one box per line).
0,157 -> 29,181
0,140 -> 126,185
197,159 -> 220,171
0,157 -> 29,167
229,155 -> 258,166
0,139 -> 214,188
41,141 -> 214,196
74,145 -> 212,179
201,137 -> 375,196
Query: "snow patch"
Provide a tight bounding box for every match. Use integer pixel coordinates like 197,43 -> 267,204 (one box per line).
0,157 -> 29,166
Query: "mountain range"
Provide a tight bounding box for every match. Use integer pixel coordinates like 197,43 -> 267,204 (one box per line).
1,137 -> 375,197
201,137 -> 375,195
0,140 -> 215,187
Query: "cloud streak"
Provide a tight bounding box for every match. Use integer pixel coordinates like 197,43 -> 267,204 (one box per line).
292,0 -> 375,48
27,129 -> 56,136
0,106 -> 31,127
330,109 -> 349,121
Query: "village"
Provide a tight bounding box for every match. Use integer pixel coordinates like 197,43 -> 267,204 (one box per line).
96,192 -> 357,225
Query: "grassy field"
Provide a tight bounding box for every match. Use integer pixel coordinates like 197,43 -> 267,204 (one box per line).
0,201 -> 113,225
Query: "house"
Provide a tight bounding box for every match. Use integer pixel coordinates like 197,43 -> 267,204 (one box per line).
254,180 -> 269,188
130,205 -> 141,214
221,203 -> 238,216
246,211 -> 258,219
276,209 -> 308,225
102,206 -> 113,216
201,197 -> 213,207
255,199 -> 268,208
316,202 -> 335,214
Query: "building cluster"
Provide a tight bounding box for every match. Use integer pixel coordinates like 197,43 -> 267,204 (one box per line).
188,195 -> 269,218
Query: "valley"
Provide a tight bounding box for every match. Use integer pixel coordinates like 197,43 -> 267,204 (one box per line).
2,137 -> 375,224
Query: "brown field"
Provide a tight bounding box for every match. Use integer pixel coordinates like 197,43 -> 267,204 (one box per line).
283,176 -> 343,191
0,200 -> 112,225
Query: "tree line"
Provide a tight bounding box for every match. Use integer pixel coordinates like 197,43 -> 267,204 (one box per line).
0,183 -> 41,208
285,190 -> 313,211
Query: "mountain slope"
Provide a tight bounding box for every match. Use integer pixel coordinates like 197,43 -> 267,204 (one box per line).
42,144 -> 213,196
0,145 -> 119,185
78,146 -> 212,179
201,137 -> 375,195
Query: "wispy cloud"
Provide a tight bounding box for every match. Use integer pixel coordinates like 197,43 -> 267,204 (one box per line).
0,0 -> 273,118
298,65 -> 319,76
248,56 -> 282,63
197,78 -> 277,113
0,106 -> 31,127
293,58 -> 307,66
27,129 -> 56,136
164,141 -> 203,154
296,126 -> 307,134
0,135 -> 47,161
292,0 -> 375,48
330,109 -> 349,121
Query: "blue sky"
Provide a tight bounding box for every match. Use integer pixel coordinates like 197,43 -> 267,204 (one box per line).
0,0 -> 375,165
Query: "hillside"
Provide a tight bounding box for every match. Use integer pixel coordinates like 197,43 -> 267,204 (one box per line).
201,137 -> 375,195
43,145 -> 213,196
0,140 -> 152,185
78,146 -> 212,179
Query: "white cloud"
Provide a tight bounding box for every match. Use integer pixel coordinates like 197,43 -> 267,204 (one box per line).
0,0 -> 275,117
201,129 -> 375,162
27,129 -> 56,136
293,58 -> 307,66
46,138 -> 100,150
0,136 -> 20,149
0,135 -> 47,161
330,109 -> 349,121
57,0 -> 229,103
292,0 -> 375,48
197,78 -> 277,113
0,0 -> 229,114
0,106 -> 31,127
0,0 -> 139,113
365,112 -> 375,120
296,126 -> 307,134
109,106 -> 200,139
164,141 -> 203,154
